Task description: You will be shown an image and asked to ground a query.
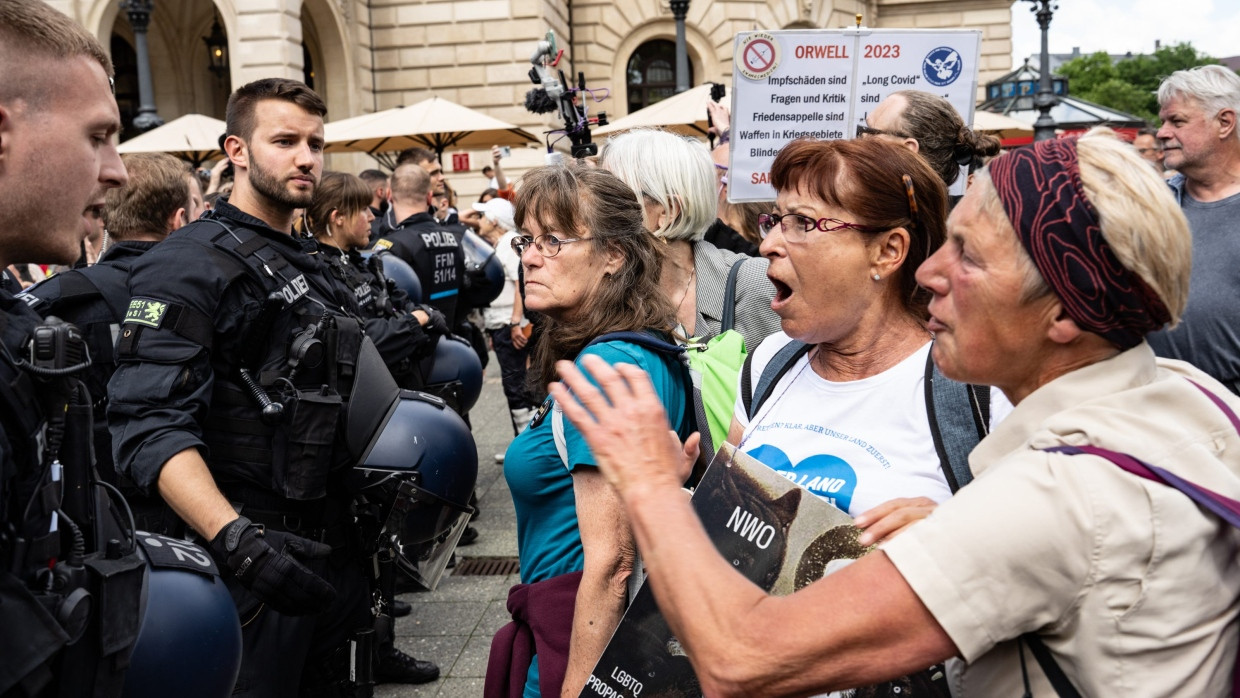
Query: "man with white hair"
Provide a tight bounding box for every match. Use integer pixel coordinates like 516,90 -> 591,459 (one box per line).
1148,64 -> 1240,395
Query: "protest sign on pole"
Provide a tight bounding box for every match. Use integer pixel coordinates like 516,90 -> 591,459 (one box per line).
728,28 -> 982,202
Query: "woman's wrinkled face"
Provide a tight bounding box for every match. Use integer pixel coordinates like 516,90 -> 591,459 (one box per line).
915,185 -> 1056,387
518,215 -> 619,321
760,185 -> 881,345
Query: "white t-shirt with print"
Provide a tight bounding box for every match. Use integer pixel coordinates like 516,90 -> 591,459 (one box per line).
733,332 -> 951,516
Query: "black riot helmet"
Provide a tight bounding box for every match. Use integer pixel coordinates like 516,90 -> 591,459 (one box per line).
122,542 -> 243,698
344,335 -> 403,462
351,390 -> 477,590
425,334 -> 483,412
363,249 -> 423,304
460,230 -> 505,308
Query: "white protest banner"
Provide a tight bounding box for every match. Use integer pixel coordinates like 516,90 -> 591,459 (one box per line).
728,28 -> 982,202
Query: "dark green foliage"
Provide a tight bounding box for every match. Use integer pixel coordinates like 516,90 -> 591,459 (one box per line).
1058,43 -> 1227,124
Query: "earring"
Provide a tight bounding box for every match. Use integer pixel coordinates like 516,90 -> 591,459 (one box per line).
872,273 -> 881,281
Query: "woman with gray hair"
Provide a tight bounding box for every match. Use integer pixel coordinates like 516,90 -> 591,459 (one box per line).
599,128 -> 781,351
551,129 -> 1240,696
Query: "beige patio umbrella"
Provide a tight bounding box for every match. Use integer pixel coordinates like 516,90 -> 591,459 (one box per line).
592,83 -> 726,139
323,107 -> 404,146
972,110 -> 1034,140
324,97 -> 538,168
116,113 -> 226,168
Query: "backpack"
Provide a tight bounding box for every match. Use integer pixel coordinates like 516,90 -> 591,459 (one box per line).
548,329 -> 714,607
683,258 -> 750,453
549,259 -> 751,484
740,339 -> 990,493
1020,378 -> 1240,698
551,330 -> 712,483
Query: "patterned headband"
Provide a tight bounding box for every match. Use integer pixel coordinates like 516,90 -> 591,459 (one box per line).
988,138 -> 1170,349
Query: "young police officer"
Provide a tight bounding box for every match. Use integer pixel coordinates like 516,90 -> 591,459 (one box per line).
0,0 -> 128,692
107,78 -> 435,695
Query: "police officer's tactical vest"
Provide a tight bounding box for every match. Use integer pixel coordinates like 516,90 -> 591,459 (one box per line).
116,213 -> 370,503
374,212 -> 465,325
320,245 -> 433,391
321,246 -> 387,317
0,293 -> 153,698
21,253 -> 142,489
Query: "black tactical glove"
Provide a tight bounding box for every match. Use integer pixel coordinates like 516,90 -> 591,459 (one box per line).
209,516 -> 337,616
415,304 -> 450,336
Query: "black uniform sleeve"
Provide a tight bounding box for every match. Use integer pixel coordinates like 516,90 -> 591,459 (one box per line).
106,238 -> 239,493
364,314 -> 435,366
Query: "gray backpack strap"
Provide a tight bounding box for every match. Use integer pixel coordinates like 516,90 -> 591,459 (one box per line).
923,349 -> 989,492
719,258 -> 746,333
746,341 -> 813,420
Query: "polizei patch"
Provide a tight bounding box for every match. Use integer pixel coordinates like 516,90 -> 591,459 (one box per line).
124,297 -> 169,328
277,274 -> 310,304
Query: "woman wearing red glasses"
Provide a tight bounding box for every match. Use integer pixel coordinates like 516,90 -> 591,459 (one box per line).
733,137 -> 999,547
708,137 -> 995,693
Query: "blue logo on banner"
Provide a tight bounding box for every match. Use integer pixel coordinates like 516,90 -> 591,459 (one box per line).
923,46 -> 963,87
748,444 -> 858,513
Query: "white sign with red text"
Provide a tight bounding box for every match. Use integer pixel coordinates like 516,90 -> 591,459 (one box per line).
728,28 -> 982,202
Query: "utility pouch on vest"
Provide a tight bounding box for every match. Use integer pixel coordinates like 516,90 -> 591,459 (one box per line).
271,384 -> 342,501
85,552 -> 145,659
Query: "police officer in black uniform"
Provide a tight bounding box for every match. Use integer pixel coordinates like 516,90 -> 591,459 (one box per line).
307,171 -> 449,391
0,1 -> 129,693
372,163 -> 466,328
107,78 -> 386,697
303,170 -> 450,684
22,153 -> 202,528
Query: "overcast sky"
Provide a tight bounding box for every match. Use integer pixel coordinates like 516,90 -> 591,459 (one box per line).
1010,0 -> 1240,64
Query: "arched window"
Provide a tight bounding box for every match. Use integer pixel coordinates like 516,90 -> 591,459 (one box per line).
110,35 -> 139,141
626,39 -> 692,113
302,43 -> 316,90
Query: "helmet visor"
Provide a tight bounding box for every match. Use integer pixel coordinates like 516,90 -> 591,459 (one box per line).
384,478 -> 474,591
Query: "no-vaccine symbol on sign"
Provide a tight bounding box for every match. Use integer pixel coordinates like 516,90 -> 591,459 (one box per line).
738,33 -> 781,80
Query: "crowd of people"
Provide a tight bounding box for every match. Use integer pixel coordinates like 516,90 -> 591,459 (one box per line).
3,0 -> 1240,696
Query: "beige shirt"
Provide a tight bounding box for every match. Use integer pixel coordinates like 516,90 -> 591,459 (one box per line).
884,343 -> 1240,697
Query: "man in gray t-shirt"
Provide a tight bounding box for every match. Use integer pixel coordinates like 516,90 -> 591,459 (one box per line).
1145,66 -> 1240,393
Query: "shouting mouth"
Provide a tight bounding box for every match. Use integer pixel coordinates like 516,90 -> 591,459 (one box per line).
768,273 -> 794,312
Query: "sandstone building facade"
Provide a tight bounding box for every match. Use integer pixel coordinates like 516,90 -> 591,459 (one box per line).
46,0 -> 1014,180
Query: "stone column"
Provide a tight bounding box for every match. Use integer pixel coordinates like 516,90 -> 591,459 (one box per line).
231,0 -> 305,86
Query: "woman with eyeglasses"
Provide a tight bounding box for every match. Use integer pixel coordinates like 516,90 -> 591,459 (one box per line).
859,90 -> 1001,203
488,164 -> 692,698
736,136 -> 999,551
721,137 -> 994,693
